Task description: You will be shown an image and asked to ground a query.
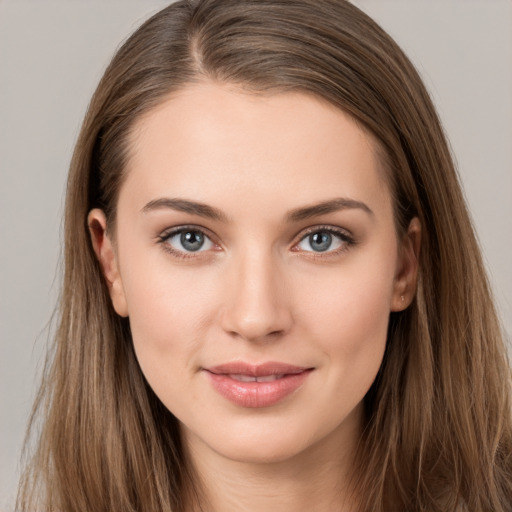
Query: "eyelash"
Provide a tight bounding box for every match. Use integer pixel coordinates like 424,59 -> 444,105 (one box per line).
156,224 -> 355,261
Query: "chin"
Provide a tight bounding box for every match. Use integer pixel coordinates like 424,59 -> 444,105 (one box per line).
214,437 -> 313,465
183,407 -> 358,467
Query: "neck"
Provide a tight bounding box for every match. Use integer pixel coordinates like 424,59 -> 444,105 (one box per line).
181,411 -> 362,512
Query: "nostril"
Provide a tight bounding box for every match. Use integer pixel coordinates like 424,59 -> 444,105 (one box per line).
224,322 -> 288,344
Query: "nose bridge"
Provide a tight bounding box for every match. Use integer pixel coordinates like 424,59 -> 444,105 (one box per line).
220,245 -> 292,342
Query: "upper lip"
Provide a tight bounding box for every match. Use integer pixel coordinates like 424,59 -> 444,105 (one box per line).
205,362 -> 312,377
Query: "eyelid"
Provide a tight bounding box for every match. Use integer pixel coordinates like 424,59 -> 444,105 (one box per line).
294,224 -> 354,244
157,224 -> 218,243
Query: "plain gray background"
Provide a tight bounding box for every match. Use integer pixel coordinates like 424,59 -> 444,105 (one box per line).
1,1 -> 511,509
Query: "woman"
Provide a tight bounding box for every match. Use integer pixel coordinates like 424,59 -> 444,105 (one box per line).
17,1 -> 512,511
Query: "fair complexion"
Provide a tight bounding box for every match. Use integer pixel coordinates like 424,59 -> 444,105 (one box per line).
89,82 -> 420,512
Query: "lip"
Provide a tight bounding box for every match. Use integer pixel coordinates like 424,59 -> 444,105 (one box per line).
204,362 -> 313,408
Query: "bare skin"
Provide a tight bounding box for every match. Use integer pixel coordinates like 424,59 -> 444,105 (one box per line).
89,82 -> 420,512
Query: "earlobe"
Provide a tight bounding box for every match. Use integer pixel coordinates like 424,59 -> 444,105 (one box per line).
87,209 -> 129,317
391,217 -> 421,312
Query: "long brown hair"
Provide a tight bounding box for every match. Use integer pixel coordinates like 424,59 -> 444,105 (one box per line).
17,1 -> 512,510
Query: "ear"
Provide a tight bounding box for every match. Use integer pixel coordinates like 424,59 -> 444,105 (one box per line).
87,209 -> 129,317
391,217 -> 421,312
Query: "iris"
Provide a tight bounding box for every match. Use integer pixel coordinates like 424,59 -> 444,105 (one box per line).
309,232 -> 332,252
180,231 -> 205,251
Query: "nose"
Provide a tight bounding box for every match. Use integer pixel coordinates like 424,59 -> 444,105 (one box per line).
220,251 -> 293,343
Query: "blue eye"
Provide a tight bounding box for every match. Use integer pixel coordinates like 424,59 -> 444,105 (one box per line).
162,228 -> 215,253
296,229 -> 350,253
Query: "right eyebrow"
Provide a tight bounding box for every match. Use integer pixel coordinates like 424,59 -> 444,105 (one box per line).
140,197 -> 231,223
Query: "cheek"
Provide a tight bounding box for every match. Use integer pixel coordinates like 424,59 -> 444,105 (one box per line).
120,259 -> 219,385
296,249 -> 396,386
301,254 -> 394,338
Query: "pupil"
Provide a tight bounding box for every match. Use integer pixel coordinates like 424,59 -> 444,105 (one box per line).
181,231 -> 204,251
310,232 -> 332,252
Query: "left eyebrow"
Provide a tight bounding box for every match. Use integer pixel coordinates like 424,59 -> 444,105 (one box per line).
285,198 -> 374,223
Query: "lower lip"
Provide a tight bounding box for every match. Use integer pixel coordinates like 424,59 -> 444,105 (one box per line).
205,370 -> 312,408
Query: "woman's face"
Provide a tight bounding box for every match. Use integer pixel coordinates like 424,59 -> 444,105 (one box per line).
90,82 -> 418,465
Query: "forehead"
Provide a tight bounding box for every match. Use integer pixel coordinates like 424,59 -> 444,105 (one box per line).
122,82 -> 392,220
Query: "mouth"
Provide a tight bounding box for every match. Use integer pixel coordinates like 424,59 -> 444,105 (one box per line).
227,374 -> 286,382
203,362 -> 314,408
